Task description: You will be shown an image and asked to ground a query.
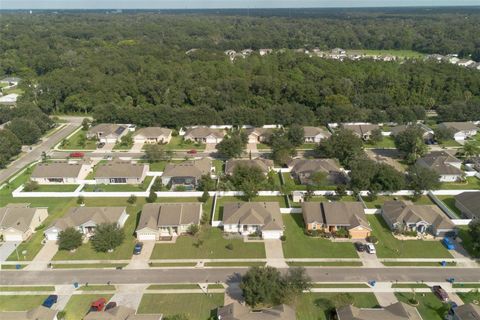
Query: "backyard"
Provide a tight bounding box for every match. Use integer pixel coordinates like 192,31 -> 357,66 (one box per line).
436,196 -> 462,218
368,215 -> 452,259
440,177 -> 480,190
362,195 -> 434,209
282,172 -> 337,191
81,175 -> 154,192
282,214 -> 358,259
63,294 -> 113,320
365,136 -> 396,149
290,195 -> 358,208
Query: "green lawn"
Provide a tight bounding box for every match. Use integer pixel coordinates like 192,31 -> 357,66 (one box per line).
457,290 -> 480,304
282,214 -> 358,258
257,143 -> 271,150
52,263 -> 128,269
365,136 -> 396,149
297,143 -> 317,150
165,136 -> 205,151
214,195 -> 288,221
204,261 -> 266,267
0,295 -> 49,311
151,226 -> 265,259
436,196 -> 462,218
59,130 -> 97,150
287,261 -> 362,267
368,215 -> 452,259
458,227 -> 479,258
3,87 -> 24,95
439,139 -> 461,148
311,283 -> 369,288
79,285 -> 116,291
362,195 -> 433,209
391,283 -> 430,288
147,284 -> 200,290
0,286 -> 55,292
440,177 -> 480,190
470,133 -> 480,147
453,283 -> 480,289
30,184 -> 80,192
113,132 -> 133,150
213,160 -> 224,174
82,176 -> 153,192
290,195 -> 358,208
395,293 -> 449,320
295,293 -> 379,320
138,293 -> 223,320
63,294 -> 113,320
281,172 -> 337,191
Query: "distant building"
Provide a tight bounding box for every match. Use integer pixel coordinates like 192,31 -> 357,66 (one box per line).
437,122 -> 478,141
259,48 -> 273,56
0,93 -> 19,106
341,123 -> 380,140
303,126 -> 331,143
94,161 -> 149,184
454,192 -> 480,220
337,302 -> 423,320
217,302 -> 296,320
183,126 -> 225,144
161,158 -> 212,189
31,161 -> 91,184
416,151 -> 463,182
390,124 -> 434,143
87,123 -> 129,143
288,158 -> 345,185
133,127 -> 172,144
246,127 -> 275,144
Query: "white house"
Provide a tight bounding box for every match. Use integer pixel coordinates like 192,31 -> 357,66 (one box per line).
133,127 -> 172,144
183,126 -> 225,144
303,126 -> 331,143
438,122 -> 479,141
416,151 -> 463,182
86,123 -> 128,143
94,161 -> 149,184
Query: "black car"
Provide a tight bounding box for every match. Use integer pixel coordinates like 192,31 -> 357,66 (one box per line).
354,242 -> 365,252
97,142 -> 105,148
105,301 -> 117,311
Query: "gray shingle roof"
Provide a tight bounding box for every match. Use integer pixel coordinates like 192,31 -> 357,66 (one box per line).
439,122 -> 478,133
453,303 -> 480,320
0,204 -> 39,233
0,306 -> 58,320
217,302 -> 296,320
416,151 -> 462,176
302,201 -> 370,230
88,123 -> 127,137
382,201 -> 455,230
95,161 -> 148,179
225,158 -> 274,175
454,192 -> 480,219
222,202 -> 283,231
162,158 -> 212,179
184,126 -> 225,139
303,126 -> 331,138
134,127 -> 172,139
31,162 -> 84,178
49,207 -> 126,231
337,302 -> 423,320
137,202 -> 201,230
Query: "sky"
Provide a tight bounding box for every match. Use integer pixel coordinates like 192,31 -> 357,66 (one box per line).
2,0 -> 479,10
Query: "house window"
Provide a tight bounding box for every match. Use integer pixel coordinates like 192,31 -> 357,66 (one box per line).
312,224 -> 317,230
48,178 -> 64,183
109,178 -> 127,183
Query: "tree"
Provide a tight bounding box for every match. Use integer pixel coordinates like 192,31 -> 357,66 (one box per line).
240,266 -> 285,308
467,219 -> 480,257
434,126 -> 454,143
368,128 -> 383,144
58,227 -> 83,251
200,190 -> 210,202
77,195 -> 85,205
287,124 -> 305,147
231,164 -> 266,200
187,224 -> 199,236
144,144 -> 166,163
461,141 -> 480,159
90,223 -> 125,252
309,171 -> 328,187
81,118 -> 91,131
216,130 -> 247,159
127,194 -> 137,204
0,129 -> 21,168
349,159 -> 405,192
23,180 -> 39,191
198,174 -> 215,191
407,164 -> 441,198
119,134 -> 133,147
394,126 -> 428,163
283,267 -> 312,301
146,189 -> 157,203
6,118 -> 42,145
316,129 -> 364,167
150,178 -> 163,192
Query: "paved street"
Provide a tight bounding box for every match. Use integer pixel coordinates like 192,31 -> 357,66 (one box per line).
1,267 -> 478,285
0,117 -> 83,184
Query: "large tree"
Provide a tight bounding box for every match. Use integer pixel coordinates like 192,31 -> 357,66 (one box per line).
90,223 -> 125,253
216,130 -> 247,159
316,129 -> 364,167
0,129 -> 22,168
394,126 -> 428,163
467,220 -> 480,257
231,164 -> 266,200
407,164 -> 441,198
58,227 -> 83,251
6,118 -> 42,145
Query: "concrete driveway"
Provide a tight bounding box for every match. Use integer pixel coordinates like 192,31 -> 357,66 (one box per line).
110,284 -> 148,309
129,142 -> 144,153
358,250 -> 383,268
204,143 -> 217,153
0,241 -> 21,262
25,241 -> 58,271
265,239 -> 287,268
126,241 -> 155,269
92,142 -> 115,154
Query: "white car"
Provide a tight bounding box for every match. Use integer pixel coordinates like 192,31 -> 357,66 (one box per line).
366,243 -> 376,254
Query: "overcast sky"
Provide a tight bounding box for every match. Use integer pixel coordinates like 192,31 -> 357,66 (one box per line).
2,0 -> 479,10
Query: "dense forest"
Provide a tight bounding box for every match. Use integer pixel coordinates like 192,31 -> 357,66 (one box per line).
1,9 -> 480,126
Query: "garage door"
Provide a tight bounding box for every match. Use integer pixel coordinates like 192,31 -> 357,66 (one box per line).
138,233 -> 156,241
262,231 -> 282,240
45,232 -> 58,241
4,234 -> 23,242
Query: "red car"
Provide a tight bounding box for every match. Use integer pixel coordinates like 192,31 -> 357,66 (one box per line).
187,149 -> 197,154
89,298 -> 107,312
69,152 -> 84,158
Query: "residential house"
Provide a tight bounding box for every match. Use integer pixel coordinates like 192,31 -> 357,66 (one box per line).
0,93 -> 19,106
246,127 -> 275,144
302,202 -> 371,239
451,303 -> 480,320
225,158 -> 274,176
133,127 -> 172,144
341,123 -> 380,140
183,126 -> 225,144
136,202 -> 202,240
454,192 -> 480,220
31,161 -> 91,184
390,124 -> 434,143
87,123 -> 129,143
381,200 -> 456,237
437,122 -> 479,141
0,306 -> 58,320
288,158 -> 345,185
161,158 -> 212,189
0,204 -> 48,241
84,305 -> 162,320
44,206 -> 128,241
217,302 -> 296,320
222,202 -> 284,239
457,59 -> 476,67
0,76 -> 21,86
416,151 -> 463,182
303,126 -> 331,143
337,302 -> 423,320
94,161 -> 149,184
259,48 -> 273,56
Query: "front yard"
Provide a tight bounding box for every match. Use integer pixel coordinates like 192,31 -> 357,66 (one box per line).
282,214 -> 358,259
0,295 -> 49,311
63,294 -> 113,320
368,215 -> 452,259
395,292 -> 449,320
164,136 -> 206,151
150,226 -> 265,259
59,129 -> 97,150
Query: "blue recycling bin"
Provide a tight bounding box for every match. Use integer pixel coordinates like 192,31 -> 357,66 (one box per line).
73,282 -> 79,288
15,264 -> 21,270
441,261 -> 447,267
369,280 -> 376,287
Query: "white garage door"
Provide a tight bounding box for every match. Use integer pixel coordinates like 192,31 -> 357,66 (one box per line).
4,234 -> 23,242
262,231 -> 282,240
45,232 -> 58,241
138,233 -> 156,241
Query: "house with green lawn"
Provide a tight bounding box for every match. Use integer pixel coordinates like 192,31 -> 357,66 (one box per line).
161,158 -> 212,190
31,160 -> 91,184
94,160 -> 149,184
337,301 -> 423,320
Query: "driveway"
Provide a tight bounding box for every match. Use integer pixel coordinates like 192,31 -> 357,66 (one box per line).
25,241 -> 58,271
246,143 -> 258,153
129,142 -> 144,153
264,239 -> 288,268
0,241 -> 21,263
126,241 -> 155,269
92,142 -> 115,154
204,143 -> 217,153
110,284 -> 148,309
358,250 -> 383,268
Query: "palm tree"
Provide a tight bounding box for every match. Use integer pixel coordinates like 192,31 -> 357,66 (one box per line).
462,141 -> 480,160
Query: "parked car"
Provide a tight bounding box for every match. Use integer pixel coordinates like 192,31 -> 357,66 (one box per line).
433,285 -> 449,302
69,152 -> 84,158
365,243 -> 376,254
442,238 -> 456,250
133,242 -> 143,255
89,298 -> 107,312
187,149 -> 197,154
97,142 -> 105,148
105,301 -> 117,311
354,242 -> 365,252
42,295 -> 58,308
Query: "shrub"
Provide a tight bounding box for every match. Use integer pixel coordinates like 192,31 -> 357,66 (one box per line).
187,224 -> 199,236
34,224 -> 46,231
77,195 -> 85,205
280,235 -> 286,241
404,230 -> 418,237
58,228 -> 83,251
146,190 -> 157,203
23,180 -> 39,191
335,228 -> 350,238
367,235 -> 378,243
174,185 -> 187,192
200,190 -> 210,202
150,178 -> 163,192
90,223 -> 125,252
127,194 -> 137,204
225,243 -> 234,250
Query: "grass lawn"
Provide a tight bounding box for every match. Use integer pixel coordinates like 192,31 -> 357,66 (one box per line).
150,226 -> 265,259
82,176 -> 153,192
453,283 -> 480,289
63,294 -> 113,320
165,136 -> 205,151
59,130 -> 97,150
213,160 -> 224,174
0,295 -> 49,311
113,132 -> 133,150
436,196 -> 462,218
395,292 -> 449,320
295,292 -> 379,320
149,262 -> 197,267
457,290 -> 480,304
138,293 -> 223,320
440,177 -> 480,190
214,195 -> 288,220
311,283 -> 369,288
297,143 -> 317,150
391,283 -> 430,288
52,263 -> 128,269
287,261 -> 362,267
362,195 -> 433,209
257,143 -> 271,150
0,286 -> 55,292
365,136 -> 396,149
79,285 -> 116,291
281,172 -> 337,191
147,284 -> 200,290
290,195 -> 358,208
282,214 -> 358,259
439,139 -> 462,148
204,261 -> 266,267
471,133 -> 480,147
368,215 -> 452,259
458,227 -> 479,258
30,184 -> 80,192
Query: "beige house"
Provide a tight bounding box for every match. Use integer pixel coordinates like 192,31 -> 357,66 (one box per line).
0,204 -> 48,241
44,206 -> 128,241
0,306 -> 58,320
184,126 -> 225,144
438,122 -> 478,141
342,123 -> 380,140
416,151 -> 463,182
337,302 -> 423,320
217,302 -> 296,320
222,202 -> 284,239
94,161 -> 149,184
302,202 -> 371,239
303,126 -> 331,143
225,158 -> 274,175
382,200 -> 456,237
288,158 -> 345,185
87,123 -> 129,143
390,124 -> 434,142
84,305 -> 162,320
30,161 -> 91,184
136,202 -> 202,240
133,127 -> 172,144
161,158 -> 212,189
246,127 -> 275,144
454,192 -> 480,219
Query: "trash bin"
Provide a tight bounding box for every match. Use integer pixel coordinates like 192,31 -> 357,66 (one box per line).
74,282 -> 79,288
441,261 -> 447,267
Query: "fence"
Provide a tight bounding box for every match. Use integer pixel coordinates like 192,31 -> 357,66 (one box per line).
428,191 -> 458,219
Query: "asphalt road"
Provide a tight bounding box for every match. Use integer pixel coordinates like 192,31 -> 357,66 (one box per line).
1,267 -> 478,285
0,117 -> 83,184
